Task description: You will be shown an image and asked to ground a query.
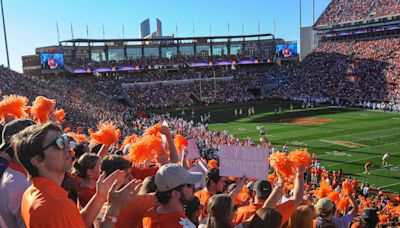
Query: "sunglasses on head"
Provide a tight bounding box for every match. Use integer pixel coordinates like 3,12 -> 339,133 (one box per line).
41,134 -> 72,151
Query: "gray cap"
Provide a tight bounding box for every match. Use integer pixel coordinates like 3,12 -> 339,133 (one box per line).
315,198 -> 335,214
155,164 -> 203,192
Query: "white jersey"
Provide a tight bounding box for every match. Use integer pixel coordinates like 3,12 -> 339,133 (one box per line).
382,154 -> 389,160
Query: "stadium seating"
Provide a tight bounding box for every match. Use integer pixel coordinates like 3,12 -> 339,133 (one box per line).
315,0 -> 400,27
270,38 -> 400,103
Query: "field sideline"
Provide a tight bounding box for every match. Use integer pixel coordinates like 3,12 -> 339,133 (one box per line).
178,101 -> 400,193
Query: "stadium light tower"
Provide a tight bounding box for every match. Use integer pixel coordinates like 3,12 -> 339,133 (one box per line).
1,0 -> 10,68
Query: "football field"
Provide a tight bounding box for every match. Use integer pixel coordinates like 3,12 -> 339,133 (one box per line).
185,101 -> 400,193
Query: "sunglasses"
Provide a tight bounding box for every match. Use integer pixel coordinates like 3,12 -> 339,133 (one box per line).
41,134 -> 72,151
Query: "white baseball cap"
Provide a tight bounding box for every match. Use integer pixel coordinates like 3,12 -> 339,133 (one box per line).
155,164 -> 203,192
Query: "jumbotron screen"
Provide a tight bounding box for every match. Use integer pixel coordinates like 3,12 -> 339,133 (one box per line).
40,53 -> 64,70
276,43 -> 298,58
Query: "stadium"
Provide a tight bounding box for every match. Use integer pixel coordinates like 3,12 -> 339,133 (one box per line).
1,0 -> 400,227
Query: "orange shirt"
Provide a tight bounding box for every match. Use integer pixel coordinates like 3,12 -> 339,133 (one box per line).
234,203 -> 262,225
142,207 -> 194,228
77,186 -> 96,209
351,180 -> 358,188
276,200 -> 296,225
21,177 -> 86,228
234,188 -> 251,206
234,200 -> 296,225
130,166 -> 159,180
350,221 -> 363,228
194,189 -> 215,219
365,162 -> 372,168
116,194 -> 157,228
8,161 -> 28,177
233,199 -> 296,226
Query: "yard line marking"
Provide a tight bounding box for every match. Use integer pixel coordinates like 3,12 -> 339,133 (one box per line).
354,168 -> 384,175
378,181 -> 400,189
325,150 -> 400,167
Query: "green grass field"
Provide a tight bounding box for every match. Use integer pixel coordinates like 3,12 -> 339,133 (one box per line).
180,101 -> 400,193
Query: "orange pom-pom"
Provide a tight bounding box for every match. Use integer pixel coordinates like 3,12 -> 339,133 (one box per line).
91,122 -> 121,146
31,96 -> 56,123
208,159 -> 218,169
143,124 -> 162,136
121,134 -> 139,150
116,129 -> 121,140
327,191 -> 340,204
0,95 -> 29,121
77,127 -> 83,134
269,152 -> 295,179
125,135 -> 164,163
228,176 -> 239,182
342,181 -> 355,196
337,197 -> 349,212
55,109 -> 65,123
174,134 -> 188,154
68,132 -> 89,143
268,173 -> 275,185
289,148 -> 311,167
379,214 -> 389,223
24,106 -> 32,117
396,206 -> 400,214
316,179 -> 333,198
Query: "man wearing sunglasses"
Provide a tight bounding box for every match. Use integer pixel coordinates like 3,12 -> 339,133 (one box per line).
143,163 -> 203,228
11,122 -> 140,228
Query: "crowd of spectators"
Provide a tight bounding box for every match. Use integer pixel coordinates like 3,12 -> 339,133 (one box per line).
374,0 -> 400,17
1,33 -> 400,226
0,92 -> 399,227
314,0 -> 400,27
2,1 -> 400,226
270,38 -> 400,104
118,68 -> 230,83
315,0 -> 375,26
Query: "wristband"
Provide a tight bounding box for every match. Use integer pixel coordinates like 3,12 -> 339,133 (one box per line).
103,214 -> 118,224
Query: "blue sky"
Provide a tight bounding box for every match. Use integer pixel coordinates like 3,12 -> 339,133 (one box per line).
0,0 -> 330,72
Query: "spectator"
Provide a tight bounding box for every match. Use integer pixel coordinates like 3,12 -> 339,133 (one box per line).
0,119 -> 34,228
11,122 -> 139,227
142,164 -> 202,227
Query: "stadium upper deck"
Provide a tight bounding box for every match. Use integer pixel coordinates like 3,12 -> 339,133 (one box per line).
22,34 -> 298,76
314,0 -> 400,28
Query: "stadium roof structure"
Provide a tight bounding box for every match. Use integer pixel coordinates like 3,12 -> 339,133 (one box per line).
60,33 -> 275,45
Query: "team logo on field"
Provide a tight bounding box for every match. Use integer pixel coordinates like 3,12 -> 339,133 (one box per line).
325,151 -> 352,156
320,139 -> 367,148
280,117 -> 333,125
